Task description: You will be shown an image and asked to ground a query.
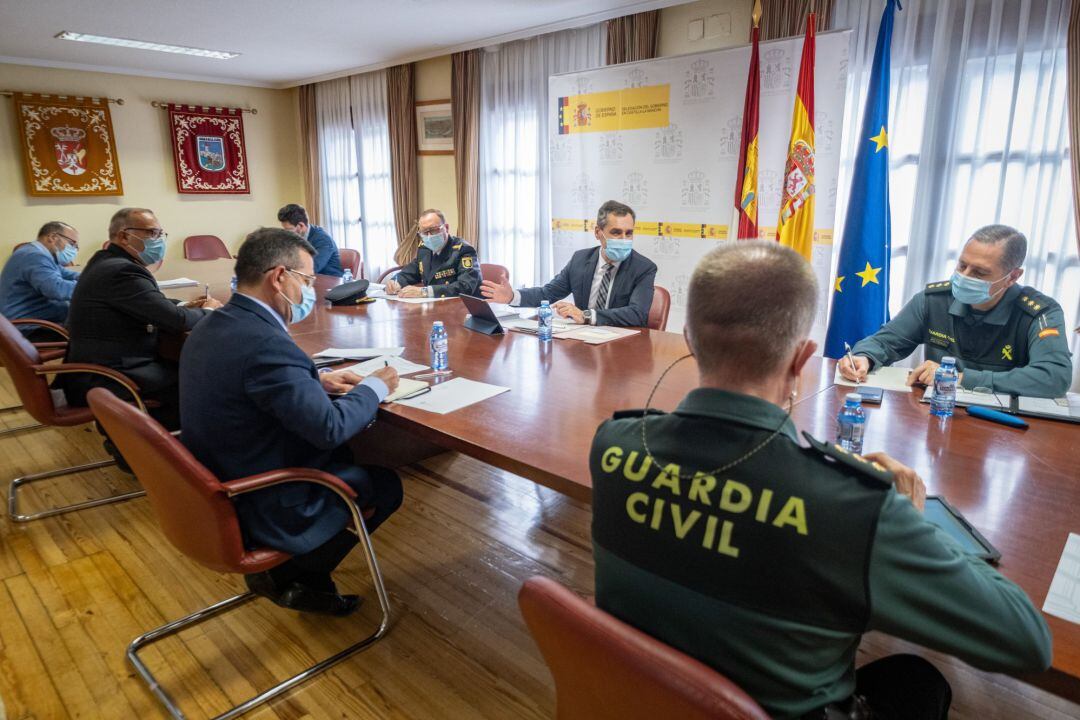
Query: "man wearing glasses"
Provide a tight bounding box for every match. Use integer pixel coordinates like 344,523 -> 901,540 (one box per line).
0,221 -> 82,341
385,209 -> 481,298
60,208 -> 222,433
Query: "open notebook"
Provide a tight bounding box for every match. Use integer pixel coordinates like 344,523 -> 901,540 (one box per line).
384,378 -> 429,403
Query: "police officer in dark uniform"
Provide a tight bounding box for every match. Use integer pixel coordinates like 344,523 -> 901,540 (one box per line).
840,224 -> 1071,398
589,241 -> 1050,719
385,209 -> 481,298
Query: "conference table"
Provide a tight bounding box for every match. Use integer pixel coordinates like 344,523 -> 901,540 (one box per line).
166,272 -> 1080,703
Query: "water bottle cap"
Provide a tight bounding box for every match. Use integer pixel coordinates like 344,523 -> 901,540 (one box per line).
845,393 -> 863,404
433,321 -> 444,328
941,356 -> 956,365
540,300 -> 549,307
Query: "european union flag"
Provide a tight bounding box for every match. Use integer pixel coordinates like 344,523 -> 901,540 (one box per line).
824,0 -> 897,359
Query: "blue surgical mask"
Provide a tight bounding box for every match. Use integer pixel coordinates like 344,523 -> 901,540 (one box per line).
137,237 -> 167,266
604,239 -> 632,263
279,283 -> 316,324
950,271 -> 1008,306
56,243 -> 77,266
421,232 -> 446,254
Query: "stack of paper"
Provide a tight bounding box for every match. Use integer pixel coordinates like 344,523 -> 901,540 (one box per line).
344,355 -> 429,376
1016,394 -> 1080,420
158,277 -> 199,288
558,326 -> 639,345
921,386 -> 1012,409
833,365 -> 913,393
316,347 -> 405,359
1044,533 -> 1080,625
395,377 -> 510,414
502,317 -> 576,335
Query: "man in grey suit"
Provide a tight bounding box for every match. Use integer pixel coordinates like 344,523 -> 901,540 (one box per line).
481,200 -> 657,327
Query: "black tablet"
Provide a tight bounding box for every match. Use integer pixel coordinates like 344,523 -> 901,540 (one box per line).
459,295 -> 505,335
924,496 -> 1001,564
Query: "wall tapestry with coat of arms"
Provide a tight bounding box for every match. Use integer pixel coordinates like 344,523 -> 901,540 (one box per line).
14,93 -> 123,196
168,104 -> 250,194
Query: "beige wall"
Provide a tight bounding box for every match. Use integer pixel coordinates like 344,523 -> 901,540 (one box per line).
658,0 -> 752,57
414,56 -> 459,234
0,64 -> 302,267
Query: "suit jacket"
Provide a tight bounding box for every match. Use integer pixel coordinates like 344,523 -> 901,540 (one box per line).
307,225 -> 344,277
62,244 -> 209,401
179,293 -> 382,555
394,236 -> 482,297
0,241 -> 79,330
518,247 -> 657,327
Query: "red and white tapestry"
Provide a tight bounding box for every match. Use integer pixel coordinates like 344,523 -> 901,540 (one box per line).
168,104 -> 250,194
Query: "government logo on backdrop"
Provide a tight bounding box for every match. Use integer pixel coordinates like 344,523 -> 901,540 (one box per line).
623,172 -> 648,206
570,173 -> 596,211
681,170 -> 711,209
654,124 -> 684,162
684,59 -> 716,102
716,117 -> 742,157
626,68 -> 649,89
599,134 -> 624,163
763,49 -> 792,92
550,138 -> 573,164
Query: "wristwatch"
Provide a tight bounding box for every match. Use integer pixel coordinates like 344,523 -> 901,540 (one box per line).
583,309 -> 594,324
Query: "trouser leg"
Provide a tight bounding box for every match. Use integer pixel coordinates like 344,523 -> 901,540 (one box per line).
855,654 -> 952,720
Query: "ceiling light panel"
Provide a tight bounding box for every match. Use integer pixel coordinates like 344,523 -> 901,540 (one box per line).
55,31 -> 240,59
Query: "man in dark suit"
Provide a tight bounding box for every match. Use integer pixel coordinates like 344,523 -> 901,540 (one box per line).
278,203 -> 344,277
180,227 -> 402,616
61,208 -> 221,430
480,200 -> 656,327
384,208 -> 482,298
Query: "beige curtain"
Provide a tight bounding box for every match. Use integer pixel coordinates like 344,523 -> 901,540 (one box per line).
452,50 -> 481,249
759,0 -> 835,41
297,84 -> 322,226
606,10 -> 661,64
387,64 -> 420,267
1069,0 -> 1080,260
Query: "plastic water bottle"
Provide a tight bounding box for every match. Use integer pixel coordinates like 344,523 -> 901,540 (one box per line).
230,275 -> 237,292
342,268 -> 353,283
836,393 -> 866,454
538,300 -> 553,342
430,321 -> 449,373
931,356 -> 958,418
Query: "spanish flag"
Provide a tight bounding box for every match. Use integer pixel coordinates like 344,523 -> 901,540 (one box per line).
777,13 -> 816,261
733,20 -> 761,240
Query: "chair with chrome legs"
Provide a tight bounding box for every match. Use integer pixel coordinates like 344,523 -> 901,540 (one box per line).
0,314 -> 147,521
0,317 -> 68,418
87,387 -> 392,720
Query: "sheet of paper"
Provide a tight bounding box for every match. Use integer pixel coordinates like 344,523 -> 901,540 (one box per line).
1044,533 -> 1080,626
315,347 -> 404,359
384,378 -> 429,403
922,386 -> 1012,408
379,295 -> 456,304
157,277 -> 199,288
1017,394 -> 1080,419
558,325 -> 639,345
486,303 -> 520,319
502,317 -> 576,335
834,365 -> 913,393
394,377 -> 510,414
344,355 -> 429,376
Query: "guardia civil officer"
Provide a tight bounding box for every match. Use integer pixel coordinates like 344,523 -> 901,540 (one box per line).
839,224 -> 1071,398
589,241 -> 1050,719
384,209 -> 481,298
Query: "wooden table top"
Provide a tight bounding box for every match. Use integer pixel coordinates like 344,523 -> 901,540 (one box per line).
164,271 -> 1080,700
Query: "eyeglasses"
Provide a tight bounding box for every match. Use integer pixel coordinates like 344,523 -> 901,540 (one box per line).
417,225 -> 444,237
262,266 -> 317,288
54,233 -> 79,248
123,227 -> 168,241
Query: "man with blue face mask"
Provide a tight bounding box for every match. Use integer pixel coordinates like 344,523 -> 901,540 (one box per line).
60,208 -> 221,433
0,221 -> 81,341
839,225 -> 1071,398
480,200 -> 657,327
385,209 -> 481,298
180,227 -> 402,616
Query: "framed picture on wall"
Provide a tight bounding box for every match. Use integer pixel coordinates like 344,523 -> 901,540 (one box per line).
417,100 -> 453,155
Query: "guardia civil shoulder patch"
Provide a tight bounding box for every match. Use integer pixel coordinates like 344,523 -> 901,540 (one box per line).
1038,327 -> 1060,339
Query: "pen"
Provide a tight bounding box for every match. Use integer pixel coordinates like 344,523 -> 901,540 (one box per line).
384,360 -> 389,368
843,341 -> 862,386
204,283 -> 210,300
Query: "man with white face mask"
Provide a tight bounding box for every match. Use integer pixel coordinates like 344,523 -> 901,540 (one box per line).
0,221 -> 81,340
180,228 -> 401,616
385,209 -> 481,298
839,225 -> 1071,398
480,200 -> 657,326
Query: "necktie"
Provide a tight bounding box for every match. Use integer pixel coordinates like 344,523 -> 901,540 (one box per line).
594,263 -> 615,310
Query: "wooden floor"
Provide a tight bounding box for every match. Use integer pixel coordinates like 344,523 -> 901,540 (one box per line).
1,377 -> 1078,720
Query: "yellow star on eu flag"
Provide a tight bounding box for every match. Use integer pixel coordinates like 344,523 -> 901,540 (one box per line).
834,275 -> 845,293
870,126 -> 888,153
856,261 -> 882,287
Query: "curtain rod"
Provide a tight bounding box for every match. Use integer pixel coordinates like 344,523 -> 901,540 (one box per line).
150,100 -> 257,114
1,91 -> 124,104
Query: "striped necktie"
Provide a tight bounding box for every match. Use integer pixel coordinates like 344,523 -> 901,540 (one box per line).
593,263 -> 615,310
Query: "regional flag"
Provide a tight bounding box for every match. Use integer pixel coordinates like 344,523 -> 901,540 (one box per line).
777,13 -> 816,261
824,0 -> 898,359
733,24 -> 761,240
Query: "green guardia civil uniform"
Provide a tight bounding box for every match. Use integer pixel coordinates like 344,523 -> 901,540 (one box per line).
590,388 -> 1051,719
393,236 -> 482,298
850,282 -> 1071,398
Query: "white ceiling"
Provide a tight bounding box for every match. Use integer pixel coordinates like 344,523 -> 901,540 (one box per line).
0,0 -> 686,88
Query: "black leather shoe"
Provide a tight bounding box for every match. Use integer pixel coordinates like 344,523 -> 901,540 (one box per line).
244,571 -> 283,601
277,583 -> 362,617
102,438 -> 133,475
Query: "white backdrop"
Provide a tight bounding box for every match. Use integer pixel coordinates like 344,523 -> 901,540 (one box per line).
548,30 -> 850,338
